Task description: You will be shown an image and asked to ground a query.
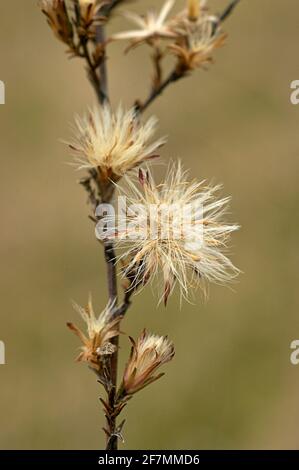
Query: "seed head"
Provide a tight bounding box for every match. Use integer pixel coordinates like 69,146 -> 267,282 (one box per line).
102,163 -> 239,304
76,0 -> 107,40
40,0 -> 74,45
67,104 -> 166,187
169,9 -> 226,72
120,329 -> 174,396
67,298 -> 121,371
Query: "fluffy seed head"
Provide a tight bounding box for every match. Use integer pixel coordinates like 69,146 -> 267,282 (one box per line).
67,104 -> 166,184
101,163 -> 239,304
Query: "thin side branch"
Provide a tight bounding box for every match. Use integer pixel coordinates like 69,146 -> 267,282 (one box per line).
136,0 -> 241,114
95,25 -> 109,104
219,0 -> 241,23
137,69 -> 184,114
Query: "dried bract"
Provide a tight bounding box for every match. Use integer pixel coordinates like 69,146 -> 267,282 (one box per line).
67,104 -> 166,189
67,298 -> 121,371
120,330 -> 174,396
75,0 -> 107,40
40,0 -> 74,46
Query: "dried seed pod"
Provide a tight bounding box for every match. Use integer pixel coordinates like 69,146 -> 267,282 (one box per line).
40,0 -> 74,46
67,104 -> 166,189
67,298 -> 122,372
119,330 -> 175,396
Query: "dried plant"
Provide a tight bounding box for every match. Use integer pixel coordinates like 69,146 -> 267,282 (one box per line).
100,164 -> 240,305
67,104 -> 166,184
39,0 -> 241,450
120,330 -> 175,396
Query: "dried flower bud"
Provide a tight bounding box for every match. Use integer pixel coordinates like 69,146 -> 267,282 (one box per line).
169,17 -> 226,73
40,0 -> 74,46
120,330 -> 174,396
187,0 -> 200,22
76,0 -> 107,40
67,298 -> 121,371
67,104 -> 166,190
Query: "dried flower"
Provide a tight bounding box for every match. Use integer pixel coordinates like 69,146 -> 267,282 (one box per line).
111,0 -> 178,48
177,0 -> 213,26
67,298 -> 121,371
102,163 -> 239,304
40,0 -> 74,46
120,330 -> 174,396
169,15 -> 226,72
187,0 -> 202,22
67,104 -> 166,187
75,0 -> 107,39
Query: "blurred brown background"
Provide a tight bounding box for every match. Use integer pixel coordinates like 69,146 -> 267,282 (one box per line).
1,0 -> 299,449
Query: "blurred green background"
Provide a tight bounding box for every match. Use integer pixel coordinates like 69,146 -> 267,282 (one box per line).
1,0 -> 299,449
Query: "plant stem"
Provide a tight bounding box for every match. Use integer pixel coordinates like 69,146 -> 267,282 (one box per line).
91,0 -> 242,450
103,241 -> 119,450
137,69 -> 184,114
96,25 -> 109,105
81,39 -> 105,104
94,13 -> 121,448
219,0 -> 241,23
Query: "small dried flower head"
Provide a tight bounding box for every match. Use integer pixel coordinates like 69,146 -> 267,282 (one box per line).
111,0 -> 178,48
102,163 -> 239,304
67,298 -> 121,371
40,0 -> 74,45
121,330 -> 174,396
179,0 -> 213,26
78,0 -> 97,7
68,104 -> 166,186
169,13 -> 226,72
76,0 -> 107,39
187,0 -> 202,22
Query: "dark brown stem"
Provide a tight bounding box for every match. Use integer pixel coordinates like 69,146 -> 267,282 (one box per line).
219,0 -> 241,23
93,4 -> 123,450
152,45 -> 164,91
115,291 -> 133,317
103,241 -> 119,450
81,39 -> 106,104
77,0 -> 123,105
137,69 -> 184,114
94,0 -> 125,105
95,25 -> 109,104
82,171 -> 121,449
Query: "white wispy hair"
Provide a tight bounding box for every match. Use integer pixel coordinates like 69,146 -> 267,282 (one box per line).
111,0 -> 178,45
102,163 -> 240,304
169,2 -> 226,71
67,104 -> 166,181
